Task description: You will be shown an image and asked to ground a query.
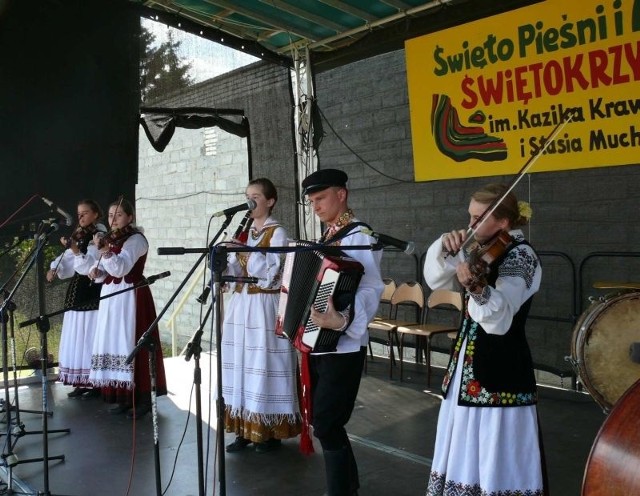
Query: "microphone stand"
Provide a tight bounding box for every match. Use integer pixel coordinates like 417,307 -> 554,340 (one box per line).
182,270 -> 258,496
0,243 -> 50,421
0,222 -> 71,496
210,246 -> 226,496
182,302 -> 211,496
127,216 -> 234,496
17,273 -> 172,496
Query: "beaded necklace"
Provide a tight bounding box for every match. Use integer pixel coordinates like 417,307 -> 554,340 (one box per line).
324,209 -> 354,241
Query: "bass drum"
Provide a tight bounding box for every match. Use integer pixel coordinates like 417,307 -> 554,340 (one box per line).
582,378 -> 640,495
571,291 -> 640,412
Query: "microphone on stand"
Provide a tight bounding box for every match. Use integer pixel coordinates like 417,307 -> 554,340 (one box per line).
40,196 -> 73,226
145,271 -> 171,284
212,199 -> 257,218
38,219 -> 62,239
360,227 -> 415,255
196,285 -> 211,304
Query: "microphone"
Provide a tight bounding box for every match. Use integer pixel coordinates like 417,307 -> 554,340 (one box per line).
360,227 -> 415,255
145,271 -> 171,284
212,199 -> 257,218
41,196 -> 73,226
196,285 -> 211,304
40,220 -> 60,238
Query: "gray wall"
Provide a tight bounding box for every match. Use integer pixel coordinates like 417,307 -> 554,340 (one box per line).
152,62 -> 298,232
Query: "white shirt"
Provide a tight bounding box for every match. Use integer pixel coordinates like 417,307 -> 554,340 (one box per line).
321,223 -> 384,353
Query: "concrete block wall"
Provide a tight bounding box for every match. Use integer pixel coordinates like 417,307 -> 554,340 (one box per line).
137,126 -> 249,350
151,62 -> 298,230
137,61 -> 296,351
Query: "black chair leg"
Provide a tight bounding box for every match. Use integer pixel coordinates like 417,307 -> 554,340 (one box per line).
399,335 -> 405,382
425,337 -> 432,387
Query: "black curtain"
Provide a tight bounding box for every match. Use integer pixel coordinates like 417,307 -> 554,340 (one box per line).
0,0 -> 140,239
140,107 -> 250,152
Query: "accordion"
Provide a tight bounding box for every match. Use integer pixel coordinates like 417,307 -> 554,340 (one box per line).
275,241 -> 364,353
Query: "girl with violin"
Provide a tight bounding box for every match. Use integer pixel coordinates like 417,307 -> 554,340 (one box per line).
46,199 -> 106,398
221,178 -> 302,454
423,184 -> 546,496
87,198 -> 167,419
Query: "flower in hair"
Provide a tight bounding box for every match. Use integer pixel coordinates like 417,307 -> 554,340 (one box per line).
518,201 -> 532,221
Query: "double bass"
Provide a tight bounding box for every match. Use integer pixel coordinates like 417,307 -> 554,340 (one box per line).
582,379 -> 640,495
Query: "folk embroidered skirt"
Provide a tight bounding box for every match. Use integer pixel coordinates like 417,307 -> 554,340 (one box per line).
221,289 -> 301,442
426,340 -> 544,496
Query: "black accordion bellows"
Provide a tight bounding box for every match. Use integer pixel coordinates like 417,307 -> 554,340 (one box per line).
276,242 -> 363,353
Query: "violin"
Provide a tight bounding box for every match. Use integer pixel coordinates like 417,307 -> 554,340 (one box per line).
466,230 -> 514,291
96,224 -> 136,251
65,224 -> 100,255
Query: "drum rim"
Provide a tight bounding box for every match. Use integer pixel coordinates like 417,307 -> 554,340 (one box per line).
571,291 -> 640,411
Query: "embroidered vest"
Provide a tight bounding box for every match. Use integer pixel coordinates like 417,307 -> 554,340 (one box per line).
234,225 -> 280,294
442,241 -> 538,407
64,273 -> 102,311
103,231 -> 147,285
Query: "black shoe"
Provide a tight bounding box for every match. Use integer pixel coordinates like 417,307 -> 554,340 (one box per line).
255,438 -> 281,453
67,387 -> 87,398
108,403 -> 130,415
126,403 -> 151,419
81,389 -> 101,399
226,436 -> 252,453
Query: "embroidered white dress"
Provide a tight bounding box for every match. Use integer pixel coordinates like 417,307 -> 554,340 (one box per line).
51,244 -> 100,386
221,218 -> 301,441
88,233 -> 146,389
424,230 -> 544,496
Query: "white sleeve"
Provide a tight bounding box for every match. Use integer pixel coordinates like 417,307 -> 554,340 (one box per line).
100,234 -> 148,278
340,230 -> 384,342
423,234 -> 464,291
72,244 -> 100,275
466,244 -> 541,336
50,250 -> 75,280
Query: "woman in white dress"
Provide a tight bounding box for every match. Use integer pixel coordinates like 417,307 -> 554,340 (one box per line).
88,199 -> 167,419
424,183 -> 546,496
47,199 -> 105,398
221,178 -> 301,454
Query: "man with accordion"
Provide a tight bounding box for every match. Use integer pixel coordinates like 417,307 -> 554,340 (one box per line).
301,168 -> 384,496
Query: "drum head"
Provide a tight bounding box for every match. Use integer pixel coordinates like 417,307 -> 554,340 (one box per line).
573,292 -> 640,411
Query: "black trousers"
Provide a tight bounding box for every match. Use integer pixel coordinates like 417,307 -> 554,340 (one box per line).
309,347 -> 366,450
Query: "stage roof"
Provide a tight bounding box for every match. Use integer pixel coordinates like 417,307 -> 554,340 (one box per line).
131,0 -> 540,71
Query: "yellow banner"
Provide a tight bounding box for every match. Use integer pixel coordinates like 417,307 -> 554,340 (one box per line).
406,0 -> 640,181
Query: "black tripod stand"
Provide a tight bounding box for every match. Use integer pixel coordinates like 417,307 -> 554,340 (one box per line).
0,221 -> 71,496
136,216 -> 235,496
18,270 -> 172,496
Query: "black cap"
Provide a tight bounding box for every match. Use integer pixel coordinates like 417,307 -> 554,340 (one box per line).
301,168 -> 348,196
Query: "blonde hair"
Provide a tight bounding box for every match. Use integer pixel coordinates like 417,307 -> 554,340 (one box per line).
471,183 -> 531,228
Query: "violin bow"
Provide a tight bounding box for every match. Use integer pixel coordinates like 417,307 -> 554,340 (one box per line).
450,110 -> 575,257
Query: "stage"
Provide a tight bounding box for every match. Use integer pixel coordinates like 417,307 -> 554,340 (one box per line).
0,353 -> 605,495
